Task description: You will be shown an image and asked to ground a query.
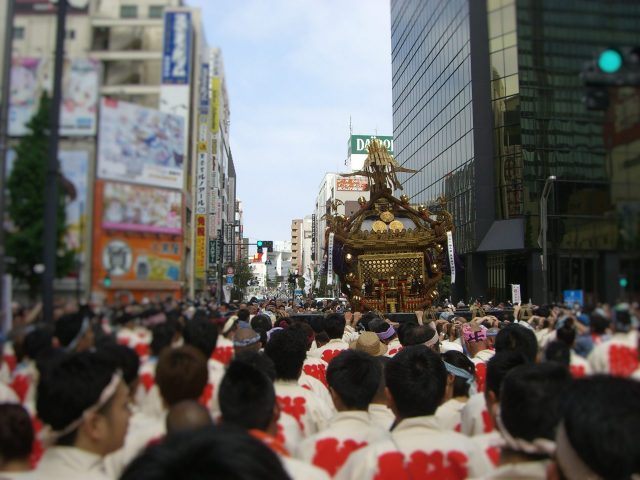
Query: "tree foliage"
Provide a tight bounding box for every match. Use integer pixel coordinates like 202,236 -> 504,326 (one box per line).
232,257 -> 253,294
6,92 -> 74,298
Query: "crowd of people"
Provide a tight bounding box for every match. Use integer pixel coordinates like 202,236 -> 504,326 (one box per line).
0,296 -> 638,479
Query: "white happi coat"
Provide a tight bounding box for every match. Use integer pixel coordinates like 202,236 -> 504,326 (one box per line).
384,338 -> 403,357
471,430 -> 503,467
471,349 -> 495,393
310,339 -> 350,364
435,397 -> 467,431
134,356 -> 165,419
204,358 -> 226,419
9,359 -> 37,413
368,403 -> 395,431
335,416 -> 493,480
116,326 -> 151,359
303,355 -> 328,387
588,331 -> 638,377
296,411 -> 389,476
211,335 -> 234,366
34,447 -> 111,480
274,379 -> 333,437
299,373 -> 336,417
460,392 -> 493,436
569,350 -> 591,378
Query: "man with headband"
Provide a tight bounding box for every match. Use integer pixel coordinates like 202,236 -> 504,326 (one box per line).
368,318 -> 402,357
462,323 -> 495,394
54,312 -> 95,353
35,351 -> 131,479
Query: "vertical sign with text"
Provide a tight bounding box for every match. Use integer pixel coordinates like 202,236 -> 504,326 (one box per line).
195,214 -> 206,279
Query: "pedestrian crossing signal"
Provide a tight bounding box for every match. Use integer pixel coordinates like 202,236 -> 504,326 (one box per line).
103,273 -> 112,288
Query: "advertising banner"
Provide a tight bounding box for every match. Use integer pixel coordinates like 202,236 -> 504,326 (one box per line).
195,152 -> 207,214
195,214 -> 206,279
210,77 -> 221,135
511,284 -> 521,305
336,176 -> 369,191
59,151 -> 89,253
447,231 -> 456,284
349,135 -> 394,155
199,63 -> 209,115
9,58 -> 99,136
16,0 -> 88,14
97,98 -> 185,189
102,182 -> 182,235
162,11 -> 192,85
100,238 -> 181,282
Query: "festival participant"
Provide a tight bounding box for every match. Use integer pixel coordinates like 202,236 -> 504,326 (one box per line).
10,325 -> 52,413
462,323 -> 495,393
165,400 -> 212,435
232,327 -> 262,356
296,350 -> 388,476
547,376 -> 640,480
401,324 -> 440,353
219,359 -> 329,479
53,312 -> 95,353
368,319 -> 402,357
588,307 -> 638,377
481,362 -> 570,478
120,425 -> 291,480
555,323 -> 591,378
435,350 -> 475,431
336,346 -> 492,479
265,328 -> 333,438
35,351 -> 131,479
367,356 -> 395,431
104,345 -> 208,478
114,309 -> 151,359
250,314 -> 273,347
310,313 -> 350,363
292,322 -> 329,388
182,315 -> 224,415
212,311 -> 236,366
0,403 -> 34,477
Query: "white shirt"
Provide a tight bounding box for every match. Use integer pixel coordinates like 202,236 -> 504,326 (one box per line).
211,335 -> 234,366
302,356 -> 328,388
274,380 -> 334,437
368,403 -> 395,432
310,339 -> 350,363
298,373 -> 336,418
335,415 -> 493,479
296,411 -> 389,476
384,338 -> 403,357
569,350 -> 591,378
33,447 -> 110,480
435,397 -> 467,431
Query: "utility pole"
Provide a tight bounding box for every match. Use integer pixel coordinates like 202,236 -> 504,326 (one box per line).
42,0 -> 68,322
540,176 -> 556,305
0,0 -> 16,332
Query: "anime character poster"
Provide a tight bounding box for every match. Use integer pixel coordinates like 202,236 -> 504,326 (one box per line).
97,98 -> 186,190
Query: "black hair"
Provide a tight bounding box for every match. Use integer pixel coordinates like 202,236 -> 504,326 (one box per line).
36,351 -> 117,445
53,312 -> 88,348
95,343 -> 140,388
23,324 -> 53,361
250,315 -> 272,346
360,312 -> 382,331
0,403 -> 34,462
155,346 -> 208,407
559,376 -> 640,479
442,350 -> 475,397
151,320 -> 179,357
308,315 -> 325,334
264,328 -> 307,381
396,321 -> 417,346
543,341 -> 571,367
237,309 -> 250,322
555,324 -> 576,346
323,313 -> 346,339
368,318 -> 389,334
402,325 -> 437,347
500,362 -> 571,444
385,345 -> 446,418
485,351 -> 529,398
589,314 -> 609,335
183,318 -> 218,358
494,325 -> 538,362
326,350 -> 381,410
234,351 -> 277,382
120,425 -> 290,480
219,360 -> 276,431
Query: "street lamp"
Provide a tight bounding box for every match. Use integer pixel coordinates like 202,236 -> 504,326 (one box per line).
540,175 -> 556,305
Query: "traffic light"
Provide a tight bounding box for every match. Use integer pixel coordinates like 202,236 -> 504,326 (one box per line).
264,240 -> 274,252
619,276 -> 628,289
103,273 -> 112,288
257,240 -> 263,254
581,46 -> 640,110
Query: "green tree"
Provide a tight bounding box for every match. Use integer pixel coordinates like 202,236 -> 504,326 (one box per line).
232,257 -> 253,295
6,92 -> 74,298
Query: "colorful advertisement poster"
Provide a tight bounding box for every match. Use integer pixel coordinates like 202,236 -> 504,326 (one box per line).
100,238 -> 181,282
97,98 -> 185,189
210,77 -> 220,135
9,58 -> 99,136
59,151 -> 89,253
195,214 -> 206,279
102,182 -> 182,235
162,11 -> 192,85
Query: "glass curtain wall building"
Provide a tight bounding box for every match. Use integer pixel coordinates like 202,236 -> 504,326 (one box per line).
391,0 -> 640,304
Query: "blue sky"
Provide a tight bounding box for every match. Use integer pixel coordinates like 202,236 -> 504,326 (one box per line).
187,0 -> 393,244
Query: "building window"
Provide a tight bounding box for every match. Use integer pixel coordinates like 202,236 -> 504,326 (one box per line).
149,5 -> 164,18
65,29 -> 75,39
120,5 -> 138,18
13,26 -> 25,40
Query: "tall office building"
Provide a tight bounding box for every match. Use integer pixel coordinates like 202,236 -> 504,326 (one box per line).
391,0 -> 640,303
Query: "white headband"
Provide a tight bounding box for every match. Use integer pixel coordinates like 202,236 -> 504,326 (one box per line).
64,317 -> 91,352
424,332 -> 439,348
495,407 -> 556,456
40,371 -> 122,445
555,422 -> 601,480
223,316 -> 238,335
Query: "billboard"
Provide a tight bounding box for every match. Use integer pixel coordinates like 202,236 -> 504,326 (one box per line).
15,0 -> 88,14
162,11 -> 192,85
9,58 -> 99,136
97,98 -> 185,189
102,182 -> 182,235
195,214 -> 206,279
99,238 -> 181,282
336,176 -> 369,191
210,77 -> 221,134
59,151 -> 89,254
349,135 -> 394,155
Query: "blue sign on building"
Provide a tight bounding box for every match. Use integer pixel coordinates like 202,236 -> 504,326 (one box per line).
162,11 -> 192,84
563,290 -> 584,307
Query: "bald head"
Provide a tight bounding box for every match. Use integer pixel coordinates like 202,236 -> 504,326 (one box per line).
166,400 -> 212,435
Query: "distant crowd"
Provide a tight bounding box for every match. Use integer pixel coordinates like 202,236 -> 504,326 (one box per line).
0,296 -> 637,479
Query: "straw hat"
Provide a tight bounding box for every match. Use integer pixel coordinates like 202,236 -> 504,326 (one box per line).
349,332 -> 388,356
